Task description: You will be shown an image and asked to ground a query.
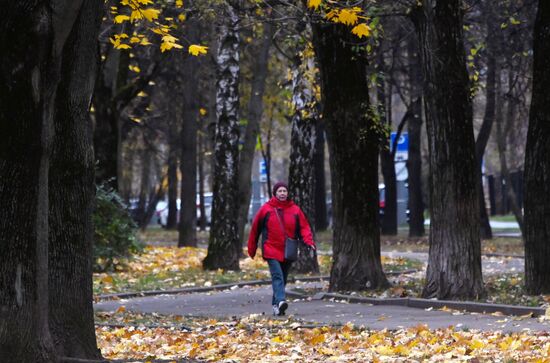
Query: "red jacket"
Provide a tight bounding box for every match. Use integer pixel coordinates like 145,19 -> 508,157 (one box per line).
248,197 -> 315,262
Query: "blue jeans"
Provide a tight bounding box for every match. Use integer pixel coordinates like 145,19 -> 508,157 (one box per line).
267,259 -> 292,306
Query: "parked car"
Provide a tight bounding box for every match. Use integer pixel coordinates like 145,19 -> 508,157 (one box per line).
156,192 -> 213,227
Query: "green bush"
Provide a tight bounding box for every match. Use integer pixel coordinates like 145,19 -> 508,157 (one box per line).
93,184 -> 143,272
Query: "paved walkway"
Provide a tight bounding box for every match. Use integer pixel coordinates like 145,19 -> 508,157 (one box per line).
95,281 -> 550,333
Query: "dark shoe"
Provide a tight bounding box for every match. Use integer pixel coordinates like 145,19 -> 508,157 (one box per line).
278,300 -> 288,316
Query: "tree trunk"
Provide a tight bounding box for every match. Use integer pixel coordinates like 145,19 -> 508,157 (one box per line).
166,140 -> 178,229
475,7 -> 499,240
236,17 -> 273,245
197,132 -> 208,230
49,1 -> 102,357
313,120 -> 328,231
525,0 -> 550,294
411,1 -> 485,300
406,37 -> 425,238
288,40 -> 320,274
377,64 -> 398,235
93,40 -> 130,190
312,23 -> 389,291
0,1 -> 102,361
203,1 -> 242,270
178,13 -> 202,247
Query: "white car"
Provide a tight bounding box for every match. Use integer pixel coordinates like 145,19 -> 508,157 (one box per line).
156,193 -> 213,227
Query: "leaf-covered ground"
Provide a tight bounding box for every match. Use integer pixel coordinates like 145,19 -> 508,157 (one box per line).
96,311 -> 550,362
93,246 -> 421,296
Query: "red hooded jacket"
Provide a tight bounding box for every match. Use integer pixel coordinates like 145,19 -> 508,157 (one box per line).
247,197 -> 315,262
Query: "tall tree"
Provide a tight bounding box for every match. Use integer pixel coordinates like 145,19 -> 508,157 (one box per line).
236,15 -> 274,244
288,35 -> 320,274
312,22 -> 389,291
179,8 -> 202,247
406,34 -> 425,238
313,120 -> 328,231
203,0 -> 242,270
0,1 -> 103,361
411,0 -> 485,300
524,0 -> 550,295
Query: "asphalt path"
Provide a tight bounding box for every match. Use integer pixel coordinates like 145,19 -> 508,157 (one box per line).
95,280 -> 549,333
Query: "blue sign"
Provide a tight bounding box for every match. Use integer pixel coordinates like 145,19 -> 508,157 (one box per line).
390,132 -> 409,152
259,160 -> 267,182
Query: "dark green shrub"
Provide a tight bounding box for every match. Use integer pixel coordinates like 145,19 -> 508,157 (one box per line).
93,184 -> 143,272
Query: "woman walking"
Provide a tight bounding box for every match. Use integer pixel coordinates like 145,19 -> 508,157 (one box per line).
247,181 -> 316,316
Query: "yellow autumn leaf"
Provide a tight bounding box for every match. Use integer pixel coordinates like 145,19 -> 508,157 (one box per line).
101,275 -> 114,284
469,339 -> 485,350
116,43 -> 131,50
352,23 -> 371,38
161,41 -> 182,52
178,13 -> 186,22
115,306 -> 126,314
130,36 -> 141,44
140,37 -> 152,45
199,108 -> 207,116
338,8 -> 359,25
114,15 -> 130,23
188,44 -> 208,56
141,8 -> 160,22
307,0 -> 321,9
176,0 -> 183,7
138,0 -> 153,4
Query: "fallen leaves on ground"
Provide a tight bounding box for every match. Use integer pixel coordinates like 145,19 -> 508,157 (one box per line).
96,313 -> 550,362
93,246 -> 413,296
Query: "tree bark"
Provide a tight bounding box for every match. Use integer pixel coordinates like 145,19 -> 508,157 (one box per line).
312,22 -> 389,291
377,64 -> 398,235
406,36 -> 425,238
49,0 -> 102,356
475,5 -> 499,240
178,12 -> 202,247
166,140 -> 178,229
288,39 -> 320,274
0,1 -> 102,361
236,17 -> 274,245
313,120 -> 328,231
203,1 -> 242,270
525,0 -> 550,294
411,0 -> 485,300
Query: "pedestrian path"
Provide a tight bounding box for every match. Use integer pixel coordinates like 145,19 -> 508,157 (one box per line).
95,282 -> 550,333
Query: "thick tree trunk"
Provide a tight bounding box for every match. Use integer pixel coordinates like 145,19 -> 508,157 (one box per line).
203,1 -> 242,270
525,0 -> 550,294
0,1 -> 102,361
49,1 -> 102,357
313,120 -> 328,231
406,37 -> 425,238
412,1 -> 485,300
236,18 -> 273,245
288,44 -> 320,274
178,28 -> 201,247
313,23 -> 389,291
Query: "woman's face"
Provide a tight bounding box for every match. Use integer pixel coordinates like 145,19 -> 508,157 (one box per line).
275,187 -> 288,201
